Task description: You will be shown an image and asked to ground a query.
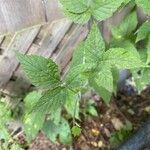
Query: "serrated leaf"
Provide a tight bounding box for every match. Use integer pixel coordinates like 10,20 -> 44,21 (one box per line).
60,0 -> 89,13
17,53 -> 61,88
112,11 -> 138,38
63,9 -> 91,24
93,65 -> 113,92
32,87 -> 67,114
70,24 -> 105,69
43,118 -> 72,145
112,40 -> 140,59
71,126 -> 82,137
84,23 -> 105,56
136,0 -> 150,15
136,22 -> 150,42
101,48 -> 145,69
92,0 -> 124,21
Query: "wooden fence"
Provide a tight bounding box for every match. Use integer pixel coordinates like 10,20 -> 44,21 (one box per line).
0,1 -> 146,97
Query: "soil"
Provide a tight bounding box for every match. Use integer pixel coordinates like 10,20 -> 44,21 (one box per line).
28,85 -> 150,150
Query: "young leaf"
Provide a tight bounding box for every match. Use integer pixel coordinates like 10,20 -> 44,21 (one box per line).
17,53 -> 61,88
71,126 -> 82,137
136,0 -> 150,15
92,0 -> 124,21
136,22 -> 150,42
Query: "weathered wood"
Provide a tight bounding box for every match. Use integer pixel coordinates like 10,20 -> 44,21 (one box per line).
44,0 -> 64,22
35,19 -> 72,57
0,0 -> 65,35
0,26 -> 41,88
0,0 -> 45,34
54,24 -> 88,70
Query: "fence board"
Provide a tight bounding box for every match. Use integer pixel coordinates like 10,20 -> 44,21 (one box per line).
0,0 -> 45,34
0,26 -> 41,88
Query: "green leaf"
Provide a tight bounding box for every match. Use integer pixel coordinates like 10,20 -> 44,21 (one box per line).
133,68 -> 150,91
93,65 -> 113,92
60,0 -> 91,24
11,144 -> 23,150
32,86 -> 68,114
89,79 -> 112,104
92,0 -> 124,21
136,0 -> 150,15
24,111 -> 45,141
71,126 -> 82,137
64,65 -> 88,90
43,118 -> 72,145
112,11 -> 138,38
112,40 -> 140,59
84,23 -> 105,56
63,9 -> 91,24
101,48 -> 145,69
70,24 -> 105,69
136,22 -> 150,42
58,118 -> 72,145
24,91 -> 42,112
86,105 -> 98,117
16,53 -> 61,88
60,0 -> 89,13
43,120 -> 59,142
65,91 -> 80,119
146,35 -> 150,64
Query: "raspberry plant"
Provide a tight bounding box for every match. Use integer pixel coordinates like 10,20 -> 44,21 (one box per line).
0,0 -> 150,149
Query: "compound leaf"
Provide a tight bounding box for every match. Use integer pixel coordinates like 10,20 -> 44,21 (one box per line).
17,53 -> 61,88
